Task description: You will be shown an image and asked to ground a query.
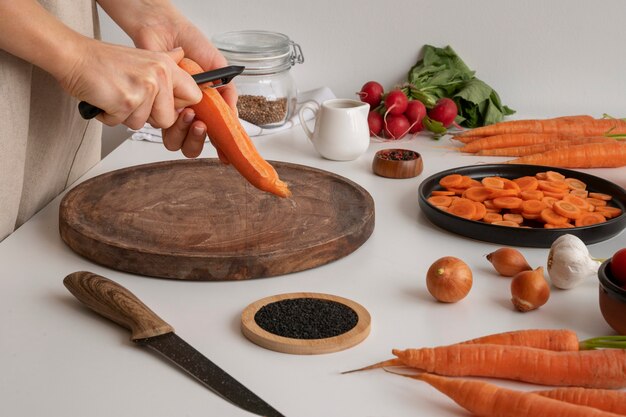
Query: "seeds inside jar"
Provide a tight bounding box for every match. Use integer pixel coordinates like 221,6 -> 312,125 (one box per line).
237,95 -> 288,126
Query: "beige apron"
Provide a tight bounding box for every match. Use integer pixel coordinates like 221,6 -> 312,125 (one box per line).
0,0 -> 102,241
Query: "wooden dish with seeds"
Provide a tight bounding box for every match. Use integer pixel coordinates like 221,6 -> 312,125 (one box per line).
372,149 -> 423,179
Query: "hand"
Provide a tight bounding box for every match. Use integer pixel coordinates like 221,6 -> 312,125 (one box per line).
59,41 -> 201,130
131,15 -> 237,158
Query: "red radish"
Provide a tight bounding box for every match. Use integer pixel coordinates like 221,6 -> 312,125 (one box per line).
428,98 -> 458,128
367,111 -> 383,136
358,81 -> 384,107
384,114 -> 410,139
384,90 -> 409,116
405,100 -> 427,133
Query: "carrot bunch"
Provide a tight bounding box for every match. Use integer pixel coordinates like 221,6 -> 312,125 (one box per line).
452,115 -> 626,168
345,329 -> 626,417
427,170 -> 622,228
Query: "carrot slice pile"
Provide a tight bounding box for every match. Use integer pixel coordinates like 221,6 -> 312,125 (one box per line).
427,170 -> 622,228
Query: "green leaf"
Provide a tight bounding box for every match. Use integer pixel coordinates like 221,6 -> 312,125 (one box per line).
423,116 -> 447,135
406,44 -> 515,128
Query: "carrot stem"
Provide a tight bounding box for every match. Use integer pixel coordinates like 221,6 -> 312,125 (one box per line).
579,336 -> 626,350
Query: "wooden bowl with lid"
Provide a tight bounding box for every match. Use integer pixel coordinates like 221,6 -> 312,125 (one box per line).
372,149 -> 423,179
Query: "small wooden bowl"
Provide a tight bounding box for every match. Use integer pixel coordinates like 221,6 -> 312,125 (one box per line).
598,259 -> 626,335
241,292 -> 371,355
372,149 -> 423,179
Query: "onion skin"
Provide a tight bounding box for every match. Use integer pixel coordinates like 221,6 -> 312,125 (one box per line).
510,266 -> 550,312
486,247 -> 532,277
426,257 -> 473,303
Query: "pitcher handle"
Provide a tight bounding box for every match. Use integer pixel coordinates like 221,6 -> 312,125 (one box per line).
298,101 -> 319,141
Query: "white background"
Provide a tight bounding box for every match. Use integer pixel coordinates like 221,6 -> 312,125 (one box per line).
98,0 -> 626,154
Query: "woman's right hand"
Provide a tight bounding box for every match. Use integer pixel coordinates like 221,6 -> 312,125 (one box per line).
57,40 -> 201,130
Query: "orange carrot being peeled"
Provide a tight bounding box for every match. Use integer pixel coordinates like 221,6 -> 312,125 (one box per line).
406,372 -> 624,417
178,58 -> 291,198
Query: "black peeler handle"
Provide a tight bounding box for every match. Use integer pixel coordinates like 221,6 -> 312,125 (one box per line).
78,65 -> 245,120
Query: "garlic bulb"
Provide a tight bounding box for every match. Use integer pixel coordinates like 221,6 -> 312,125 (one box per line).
547,234 -> 601,289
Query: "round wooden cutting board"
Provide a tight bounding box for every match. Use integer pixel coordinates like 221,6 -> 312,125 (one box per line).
59,159 -> 375,280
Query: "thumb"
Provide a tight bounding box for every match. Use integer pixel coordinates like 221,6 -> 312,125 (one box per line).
166,47 -> 185,64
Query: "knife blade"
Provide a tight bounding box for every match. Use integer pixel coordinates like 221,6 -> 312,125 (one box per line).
77,65 -> 245,119
63,271 -> 284,417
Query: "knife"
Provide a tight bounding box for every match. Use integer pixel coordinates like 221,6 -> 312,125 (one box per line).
63,271 -> 284,417
77,65 -> 245,119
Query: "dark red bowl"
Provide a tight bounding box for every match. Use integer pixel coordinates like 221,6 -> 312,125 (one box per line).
598,259 -> 626,335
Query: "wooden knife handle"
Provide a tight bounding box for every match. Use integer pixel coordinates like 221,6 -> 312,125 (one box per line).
64,271 -> 174,341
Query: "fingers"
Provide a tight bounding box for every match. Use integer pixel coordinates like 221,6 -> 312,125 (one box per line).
162,109 -> 207,158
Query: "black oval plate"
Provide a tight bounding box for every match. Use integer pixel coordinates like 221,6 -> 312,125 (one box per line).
418,164 -> 626,247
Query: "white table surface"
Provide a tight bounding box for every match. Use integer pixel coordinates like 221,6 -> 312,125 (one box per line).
1,126 -> 625,417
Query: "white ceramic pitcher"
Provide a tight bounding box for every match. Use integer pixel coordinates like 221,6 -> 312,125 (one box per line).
298,99 -> 370,161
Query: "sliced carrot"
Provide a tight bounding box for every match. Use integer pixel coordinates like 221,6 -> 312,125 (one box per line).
471,202 -> 487,221
535,172 -> 548,180
492,196 -> 523,210
595,206 -> 622,219
513,176 -> 539,192
545,170 -> 566,182
540,208 -> 568,225
431,190 -> 456,196
575,212 -> 607,227
545,222 -> 574,229
541,196 -> 558,208
491,220 -> 520,227
503,213 -> 524,224
502,178 -> 522,192
482,176 -> 505,189
457,176 -> 473,189
483,212 -> 503,223
522,212 -> 541,220
428,195 -> 453,207
520,190 -> 544,201
521,199 -> 548,214
538,180 -> 568,193
569,189 -> 589,198
565,177 -> 587,191
562,194 -> 590,211
552,200 -> 582,220
439,174 -> 464,189
483,199 -> 497,210
463,186 -> 493,202
588,192 -> 612,201
489,188 -> 520,198
447,198 -> 477,220
587,197 -> 608,208
542,190 -> 568,199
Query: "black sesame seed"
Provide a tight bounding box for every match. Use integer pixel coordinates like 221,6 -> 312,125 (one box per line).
254,298 -> 358,340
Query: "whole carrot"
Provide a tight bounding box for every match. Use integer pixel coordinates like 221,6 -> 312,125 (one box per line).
475,137 -> 615,156
408,372 -> 624,417
507,142 -> 626,168
457,328 -> 580,351
456,116 -> 626,139
459,133 -> 574,153
534,387 -> 626,415
391,344 -> 626,388
178,58 -> 291,198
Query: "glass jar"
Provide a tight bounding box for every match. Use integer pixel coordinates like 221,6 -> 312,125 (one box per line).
213,30 -> 304,128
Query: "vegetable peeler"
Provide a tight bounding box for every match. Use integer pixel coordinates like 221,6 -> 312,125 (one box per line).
78,65 -> 245,120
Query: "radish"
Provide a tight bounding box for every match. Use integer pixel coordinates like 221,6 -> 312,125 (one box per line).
358,81 -> 384,107
404,100 -> 426,133
428,98 -> 458,128
367,111 -> 383,136
384,90 -> 408,116
384,114 -> 410,139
